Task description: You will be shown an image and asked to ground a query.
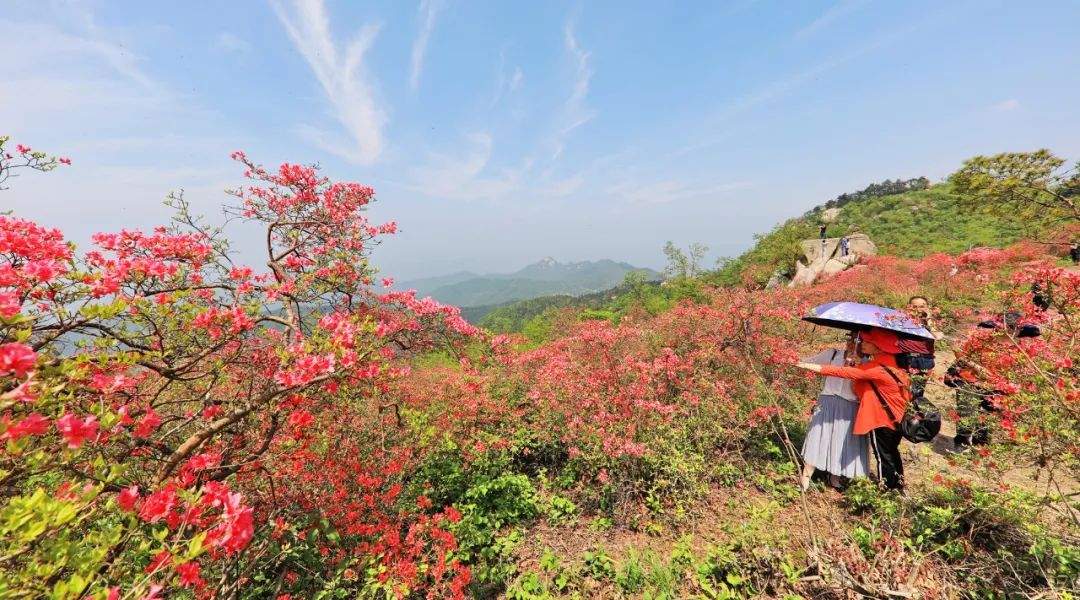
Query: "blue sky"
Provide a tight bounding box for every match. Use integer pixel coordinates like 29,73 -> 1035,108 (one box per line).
4,0 -> 1080,280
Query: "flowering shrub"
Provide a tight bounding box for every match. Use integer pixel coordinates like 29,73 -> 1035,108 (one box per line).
3,136 -> 1076,598
945,265 -> 1080,496
0,141 -> 476,598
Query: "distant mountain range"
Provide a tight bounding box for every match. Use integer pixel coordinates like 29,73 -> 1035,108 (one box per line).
399,258 -> 661,307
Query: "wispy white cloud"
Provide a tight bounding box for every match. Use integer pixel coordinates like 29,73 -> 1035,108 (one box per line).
272,0 -> 386,165
990,98 -> 1020,112
404,132 -> 523,201
551,22 -> 594,160
410,0 -> 444,90
710,19 -> 912,122
608,179 -> 753,206
794,0 -> 867,40
0,19 -> 160,108
0,9 -> 242,253
216,31 -> 252,55
488,55 -> 524,108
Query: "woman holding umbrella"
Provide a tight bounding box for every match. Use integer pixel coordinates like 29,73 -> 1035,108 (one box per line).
797,327 -> 910,491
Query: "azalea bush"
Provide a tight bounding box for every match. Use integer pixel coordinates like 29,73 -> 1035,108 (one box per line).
4,136 -> 1077,599
384,242 -> 1078,596
945,265 -> 1080,505
1,141 -> 476,599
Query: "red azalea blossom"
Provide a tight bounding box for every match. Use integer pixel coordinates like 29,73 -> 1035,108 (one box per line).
145,551 -> 173,574
175,561 -> 203,588
0,290 -> 20,317
1,412 -> 49,441
133,408 -> 162,437
0,343 -> 36,377
55,413 -> 99,449
118,485 -> 140,512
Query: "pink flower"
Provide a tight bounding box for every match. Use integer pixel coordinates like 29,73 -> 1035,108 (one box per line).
229,265 -> 253,280
58,157 -> 71,165
0,290 -> 20,318
1,413 -> 49,441
21,259 -> 65,283
139,484 -> 178,523
0,343 -> 36,377
144,551 -> 172,574
118,485 -> 140,511
201,482 -> 255,553
176,561 -> 203,588
287,409 -> 314,429
55,413 -> 99,448
133,408 -> 162,437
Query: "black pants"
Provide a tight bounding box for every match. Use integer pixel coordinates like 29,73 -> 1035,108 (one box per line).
869,427 -> 904,491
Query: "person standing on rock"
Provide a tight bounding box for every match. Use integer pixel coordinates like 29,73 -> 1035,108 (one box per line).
798,332 -> 868,491
840,237 -> 850,257
819,223 -> 828,243
797,328 -> 910,492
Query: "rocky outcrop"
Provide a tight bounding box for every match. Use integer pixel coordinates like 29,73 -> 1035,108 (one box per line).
789,233 -> 877,287
765,269 -> 792,290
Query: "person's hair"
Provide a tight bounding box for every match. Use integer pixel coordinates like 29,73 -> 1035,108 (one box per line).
908,295 -> 929,305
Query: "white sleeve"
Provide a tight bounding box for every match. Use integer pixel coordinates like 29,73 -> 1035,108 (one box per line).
800,349 -> 837,365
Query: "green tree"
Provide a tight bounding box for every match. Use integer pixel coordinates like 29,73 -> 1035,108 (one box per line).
949,149 -> 1080,235
663,241 -> 708,279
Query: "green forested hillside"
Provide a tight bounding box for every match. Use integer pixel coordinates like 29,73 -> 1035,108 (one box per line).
475,276 -> 708,337
833,184 -> 1021,256
711,183 -> 1023,286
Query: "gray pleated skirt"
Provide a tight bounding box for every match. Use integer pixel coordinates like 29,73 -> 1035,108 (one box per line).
801,394 -> 869,478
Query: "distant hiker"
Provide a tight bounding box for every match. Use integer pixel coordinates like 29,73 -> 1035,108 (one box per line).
840,237 -> 850,257
1031,282 -> 1051,312
798,332 -> 868,491
819,223 -> 828,241
797,328 -> 910,492
946,313 -> 1041,451
1071,242 -> 1080,265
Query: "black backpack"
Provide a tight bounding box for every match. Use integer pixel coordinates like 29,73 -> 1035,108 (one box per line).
867,367 -> 941,443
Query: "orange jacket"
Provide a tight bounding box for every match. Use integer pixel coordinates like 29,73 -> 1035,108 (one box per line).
819,354 -> 909,435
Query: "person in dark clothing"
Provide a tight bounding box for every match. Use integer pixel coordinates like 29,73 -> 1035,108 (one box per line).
946,313 -> 1041,451
1070,242 -> 1080,265
944,360 -> 995,449
1031,282 -> 1051,312
819,224 -> 828,241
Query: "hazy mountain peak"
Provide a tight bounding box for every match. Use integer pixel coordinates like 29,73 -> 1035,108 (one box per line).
401,258 -> 661,307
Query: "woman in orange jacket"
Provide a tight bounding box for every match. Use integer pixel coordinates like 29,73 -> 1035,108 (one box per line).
797,328 -> 910,491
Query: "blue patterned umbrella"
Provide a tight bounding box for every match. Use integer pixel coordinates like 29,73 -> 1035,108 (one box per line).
802,301 -> 934,340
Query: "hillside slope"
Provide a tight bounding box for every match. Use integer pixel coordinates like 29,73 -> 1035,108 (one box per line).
713,183 -> 1022,286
